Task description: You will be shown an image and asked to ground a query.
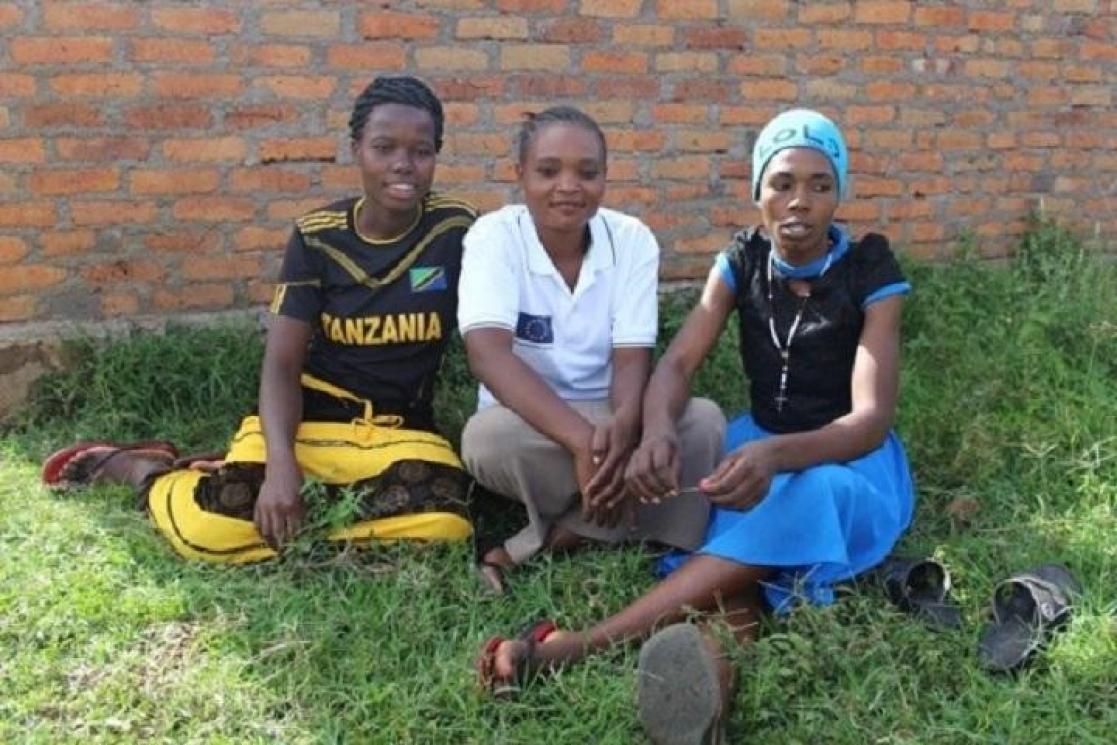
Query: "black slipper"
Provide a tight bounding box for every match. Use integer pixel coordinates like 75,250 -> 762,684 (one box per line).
978,564 -> 1081,673
877,556 -> 963,630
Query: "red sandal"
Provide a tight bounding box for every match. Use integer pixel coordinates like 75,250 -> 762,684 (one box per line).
41,440 -> 178,489
477,619 -> 558,698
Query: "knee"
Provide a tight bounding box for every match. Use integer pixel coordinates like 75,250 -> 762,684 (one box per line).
461,407 -> 526,473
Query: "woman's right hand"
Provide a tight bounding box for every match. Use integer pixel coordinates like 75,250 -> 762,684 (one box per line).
254,458 -> 306,550
624,430 -> 681,504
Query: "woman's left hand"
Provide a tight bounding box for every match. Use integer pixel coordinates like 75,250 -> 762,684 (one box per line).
583,416 -> 639,524
700,440 -> 778,511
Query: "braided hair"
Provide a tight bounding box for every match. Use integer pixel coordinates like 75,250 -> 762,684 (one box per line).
516,105 -> 607,166
349,76 -> 444,152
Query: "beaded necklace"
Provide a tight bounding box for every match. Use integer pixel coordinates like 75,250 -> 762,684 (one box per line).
765,247 -> 833,412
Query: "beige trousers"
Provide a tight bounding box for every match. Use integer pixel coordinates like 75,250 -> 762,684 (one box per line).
461,397 -> 726,564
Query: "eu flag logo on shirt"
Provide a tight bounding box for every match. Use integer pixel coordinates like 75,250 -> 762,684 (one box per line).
515,312 -> 554,345
409,266 -> 447,292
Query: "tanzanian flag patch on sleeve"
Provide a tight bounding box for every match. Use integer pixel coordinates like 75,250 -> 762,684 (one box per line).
409,266 -> 447,292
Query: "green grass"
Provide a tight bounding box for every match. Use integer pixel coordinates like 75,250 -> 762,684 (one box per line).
2,221 -> 1115,743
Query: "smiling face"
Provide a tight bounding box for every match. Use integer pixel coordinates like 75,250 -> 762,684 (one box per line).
517,122 -> 607,240
757,147 -> 840,262
351,102 -> 437,221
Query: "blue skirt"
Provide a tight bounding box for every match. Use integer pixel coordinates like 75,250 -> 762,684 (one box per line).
657,413 -> 915,612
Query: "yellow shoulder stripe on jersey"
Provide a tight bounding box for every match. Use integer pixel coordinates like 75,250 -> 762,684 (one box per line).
303,215 -> 473,292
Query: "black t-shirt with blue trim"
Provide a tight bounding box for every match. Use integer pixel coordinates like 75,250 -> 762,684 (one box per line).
269,193 -> 477,430
719,226 -> 910,434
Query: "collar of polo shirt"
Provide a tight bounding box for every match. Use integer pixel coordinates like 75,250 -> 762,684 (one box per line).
522,210 -> 616,283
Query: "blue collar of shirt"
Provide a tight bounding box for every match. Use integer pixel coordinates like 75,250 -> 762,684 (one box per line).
770,225 -> 849,279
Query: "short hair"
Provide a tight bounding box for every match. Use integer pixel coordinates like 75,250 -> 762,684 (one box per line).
515,105 -> 607,166
349,76 -> 444,152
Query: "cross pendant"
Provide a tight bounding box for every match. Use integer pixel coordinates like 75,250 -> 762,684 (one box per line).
775,390 -> 789,412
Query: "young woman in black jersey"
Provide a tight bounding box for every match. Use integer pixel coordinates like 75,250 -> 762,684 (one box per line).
477,110 -> 914,745
42,76 -> 479,562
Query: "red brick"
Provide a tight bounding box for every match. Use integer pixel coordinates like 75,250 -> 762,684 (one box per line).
29,168 -> 118,195
260,11 -> 339,37
613,24 -> 674,46
657,0 -> 718,19
728,55 -> 786,76
755,28 -> 813,48
0,139 -> 46,163
233,226 -> 289,252
358,11 -> 440,39
151,7 -> 240,34
25,103 -> 104,128
798,3 -> 851,23
670,78 -> 733,101
0,296 -> 37,322
430,76 -> 505,101
234,44 -> 312,69
606,130 -> 667,152
721,107 -> 775,126
853,1 -> 912,24
153,284 -> 234,311
131,169 -> 220,195
11,37 -> 114,64
511,74 -> 589,97
267,199 -> 330,221
968,11 -> 1015,32
82,260 -> 165,284
580,0 -> 642,17
684,27 -> 748,50
173,197 -> 255,223
937,131 -> 982,150
182,255 -> 261,280
595,75 -> 657,98
442,132 -> 508,157
163,137 -> 246,163
501,45 -> 570,70
436,163 -> 487,183
675,234 -> 725,255
846,105 -> 895,124
43,3 -> 139,31
444,102 -> 480,126
964,59 -> 1010,78
541,17 -> 605,43
100,293 -> 139,317
805,79 -> 858,99
71,201 -> 157,226
259,138 -> 336,164
583,51 -> 647,74
1082,41 -> 1117,62
257,76 -> 336,99
935,34 -> 980,54
417,47 -> 489,71
651,104 -> 708,124
651,156 -> 710,180
727,0 -> 789,20
0,4 -> 23,28
875,30 -> 923,50
326,43 -> 406,71
57,137 -> 149,161
50,73 -> 143,98
457,17 -> 528,39
124,104 -> 212,130
130,39 -> 215,65
865,81 -> 916,100
42,230 -> 97,256
230,168 -> 312,193
674,130 -> 731,152
741,79 -> 798,100
144,231 -> 222,254
0,202 -> 54,228
655,52 -> 718,73
817,29 -> 871,48
0,236 -> 27,264
889,201 -> 932,220
153,73 -> 242,99
796,54 -> 845,75
0,73 -> 35,97
0,265 -> 67,295
225,104 -> 300,131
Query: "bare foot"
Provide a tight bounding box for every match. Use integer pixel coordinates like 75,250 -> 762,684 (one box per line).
478,546 -> 515,594
59,446 -> 174,489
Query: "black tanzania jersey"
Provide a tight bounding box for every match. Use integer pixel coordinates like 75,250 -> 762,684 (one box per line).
270,193 -> 477,430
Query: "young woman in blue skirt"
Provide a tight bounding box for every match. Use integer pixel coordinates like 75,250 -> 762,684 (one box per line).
478,109 -> 914,744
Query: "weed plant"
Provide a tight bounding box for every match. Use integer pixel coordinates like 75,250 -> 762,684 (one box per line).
1,222 -> 1114,743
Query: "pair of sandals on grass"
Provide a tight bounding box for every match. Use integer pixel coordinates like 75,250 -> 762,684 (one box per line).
879,555 -> 1082,672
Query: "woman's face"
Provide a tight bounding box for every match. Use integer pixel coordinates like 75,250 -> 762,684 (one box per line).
518,123 -> 606,238
351,103 -> 437,217
758,147 -> 839,257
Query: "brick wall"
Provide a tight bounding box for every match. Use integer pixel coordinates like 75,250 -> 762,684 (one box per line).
1,0 -> 1115,328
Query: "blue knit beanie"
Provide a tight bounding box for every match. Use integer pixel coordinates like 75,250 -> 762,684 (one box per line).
751,109 -> 849,202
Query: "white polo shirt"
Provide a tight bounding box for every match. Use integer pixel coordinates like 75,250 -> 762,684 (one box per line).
458,204 -> 659,409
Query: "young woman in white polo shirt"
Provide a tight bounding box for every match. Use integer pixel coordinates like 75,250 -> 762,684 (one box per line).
457,107 -> 724,595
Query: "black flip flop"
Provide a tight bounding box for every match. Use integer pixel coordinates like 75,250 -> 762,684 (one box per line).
978,564 -> 1081,673
877,556 -> 963,630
